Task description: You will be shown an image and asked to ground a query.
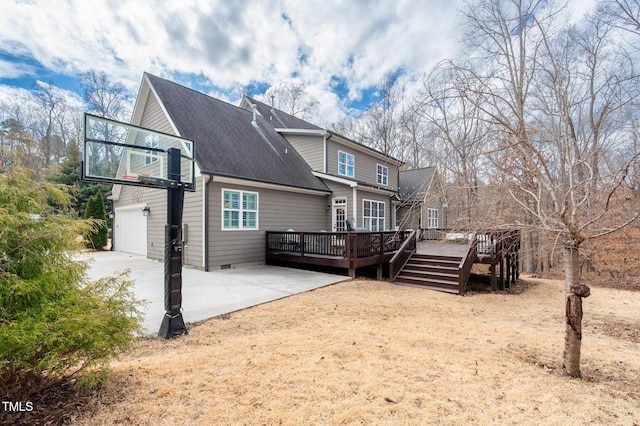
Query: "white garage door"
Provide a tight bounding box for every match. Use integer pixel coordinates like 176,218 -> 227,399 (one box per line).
115,205 -> 147,256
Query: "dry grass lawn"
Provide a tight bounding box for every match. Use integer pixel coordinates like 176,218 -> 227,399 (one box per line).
77,276 -> 639,425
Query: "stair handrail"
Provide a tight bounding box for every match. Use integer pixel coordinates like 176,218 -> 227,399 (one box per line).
389,230 -> 417,281
457,234 -> 479,295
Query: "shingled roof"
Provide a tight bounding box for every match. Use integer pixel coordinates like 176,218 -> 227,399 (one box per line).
145,73 -> 329,193
398,167 -> 437,202
244,96 -> 323,131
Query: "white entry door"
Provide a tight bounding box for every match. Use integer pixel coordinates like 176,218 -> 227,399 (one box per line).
332,198 -> 347,231
114,205 -> 147,256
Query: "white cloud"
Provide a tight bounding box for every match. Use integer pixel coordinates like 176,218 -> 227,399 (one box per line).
0,0 -> 598,125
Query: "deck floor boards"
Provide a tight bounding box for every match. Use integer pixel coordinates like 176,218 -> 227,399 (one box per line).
416,241 -> 471,258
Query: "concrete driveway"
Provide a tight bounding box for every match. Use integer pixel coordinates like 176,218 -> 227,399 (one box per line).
84,252 -> 350,336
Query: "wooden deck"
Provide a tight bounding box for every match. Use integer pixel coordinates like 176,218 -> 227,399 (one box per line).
416,240 -> 471,257
266,230 -> 412,279
266,228 -> 520,294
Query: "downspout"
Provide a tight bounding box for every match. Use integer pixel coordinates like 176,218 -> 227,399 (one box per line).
203,173 -> 214,271
324,131 -> 332,174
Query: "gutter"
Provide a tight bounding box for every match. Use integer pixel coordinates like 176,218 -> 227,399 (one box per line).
203,173 -> 214,271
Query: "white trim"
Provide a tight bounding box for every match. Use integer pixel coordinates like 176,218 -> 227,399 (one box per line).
427,208 -> 439,228
352,187 -> 358,227
362,198 -> 386,231
376,163 -> 389,186
312,171 -> 357,187
312,171 -> 396,196
274,128 -> 329,136
329,133 -> 403,166
212,175 -> 330,195
108,184 -> 122,201
332,197 -> 348,231
202,176 -> 207,269
221,188 -> 259,231
131,74 -> 202,179
338,150 -> 355,178
323,135 -> 328,174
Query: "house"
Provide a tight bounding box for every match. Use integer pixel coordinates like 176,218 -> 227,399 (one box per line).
396,167 -> 446,237
111,73 -> 413,271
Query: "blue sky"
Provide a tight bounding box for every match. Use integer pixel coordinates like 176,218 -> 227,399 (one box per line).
0,0 -> 595,125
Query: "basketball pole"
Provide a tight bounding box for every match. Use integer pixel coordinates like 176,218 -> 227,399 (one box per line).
158,147 -> 188,338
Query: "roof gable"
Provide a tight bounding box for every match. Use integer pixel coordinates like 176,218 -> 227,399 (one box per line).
399,167 -> 437,201
243,96 -> 403,166
144,74 -> 329,193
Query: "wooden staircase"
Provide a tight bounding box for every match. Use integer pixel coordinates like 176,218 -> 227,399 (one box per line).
395,253 -> 465,294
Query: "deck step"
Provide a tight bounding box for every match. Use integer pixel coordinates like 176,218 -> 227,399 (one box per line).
394,281 -> 460,294
399,270 -> 459,282
394,253 -> 464,294
408,257 -> 461,268
394,275 -> 460,292
403,263 -> 459,273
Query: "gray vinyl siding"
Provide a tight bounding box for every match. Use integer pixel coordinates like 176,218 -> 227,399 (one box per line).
284,134 -> 324,172
143,188 -> 168,260
118,91 -> 204,267
181,181 -> 203,268
113,180 -> 204,268
397,204 -> 421,230
139,92 -> 174,134
207,181 -> 327,269
326,140 -> 399,190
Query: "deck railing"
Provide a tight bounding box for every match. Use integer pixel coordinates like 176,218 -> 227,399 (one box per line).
266,230 -> 412,260
388,230 -> 417,280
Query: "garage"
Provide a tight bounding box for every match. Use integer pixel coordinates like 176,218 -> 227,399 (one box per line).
114,204 -> 148,256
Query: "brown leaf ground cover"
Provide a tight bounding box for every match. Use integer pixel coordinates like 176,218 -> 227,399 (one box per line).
16,276 -> 640,425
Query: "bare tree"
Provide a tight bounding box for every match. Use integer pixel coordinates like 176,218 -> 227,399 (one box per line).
453,0 -> 639,377
452,0 -> 555,273
529,3 -> 639,376
260,81 -> 320,121
416,62 -> 493,227
31,81 -> 68,168
79,70 -> 131,121
363,75 -> 405,157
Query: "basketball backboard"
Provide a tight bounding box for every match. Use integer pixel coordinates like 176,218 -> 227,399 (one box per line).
82,113 -> 195,190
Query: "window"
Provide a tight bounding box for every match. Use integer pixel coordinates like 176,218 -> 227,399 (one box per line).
376,164 -> 388,186
338,151 -> 354,177
222,189 -> 258,230
363,200 -> 385,231
427,208 -> 439,228
145,134 -> 159,165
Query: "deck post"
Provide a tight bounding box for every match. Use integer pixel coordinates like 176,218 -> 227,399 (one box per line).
499,252 -> 505,290
347,232 -> 355,278
490,262 -> 497,292
299,232 -> 304,262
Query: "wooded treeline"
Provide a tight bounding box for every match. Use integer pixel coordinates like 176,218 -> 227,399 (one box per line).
1,0 -> 637,377
1,1 -> 638,281
0,70 -> 132,216
332,0 -> 640,284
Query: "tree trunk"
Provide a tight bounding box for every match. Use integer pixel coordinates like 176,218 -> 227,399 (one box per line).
524,229 -> 536,273
563,244 -> 590,377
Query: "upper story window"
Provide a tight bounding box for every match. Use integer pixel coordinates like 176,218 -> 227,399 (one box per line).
145,134 -> 159,165
338,151 -> 354,178
377,164 -> 388,186
223,189 -> 258,230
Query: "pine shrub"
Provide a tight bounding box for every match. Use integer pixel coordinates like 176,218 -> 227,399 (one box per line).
84,190 -> 108,250
0,167 -> 143,399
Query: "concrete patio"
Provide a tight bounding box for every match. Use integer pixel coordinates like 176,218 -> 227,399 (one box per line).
84,252 -> 350,336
